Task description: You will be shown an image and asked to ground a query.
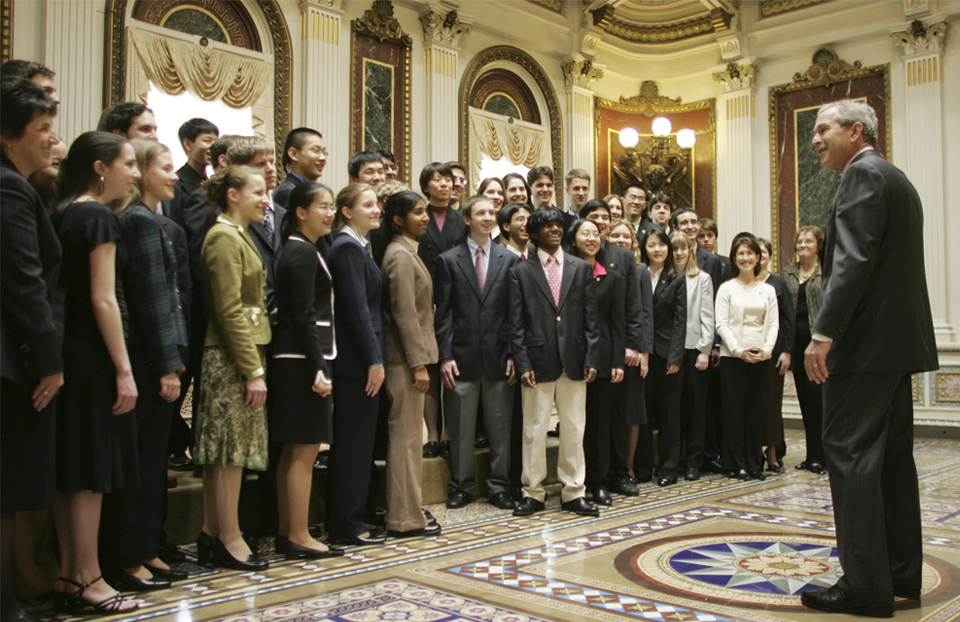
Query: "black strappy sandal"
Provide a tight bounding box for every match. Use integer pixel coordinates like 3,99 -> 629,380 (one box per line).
53,576 -> 140,614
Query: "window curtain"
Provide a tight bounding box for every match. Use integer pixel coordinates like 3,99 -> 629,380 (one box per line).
129,28 -> 270,109
469,113 -> 550,179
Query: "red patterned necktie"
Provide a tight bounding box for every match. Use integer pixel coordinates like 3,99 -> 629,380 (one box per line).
546,255 -> 561,306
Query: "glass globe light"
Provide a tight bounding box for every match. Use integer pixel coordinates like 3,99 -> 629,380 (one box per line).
651,116 -> 672,137
676,128 -> 697,148
619,127 -> 639,148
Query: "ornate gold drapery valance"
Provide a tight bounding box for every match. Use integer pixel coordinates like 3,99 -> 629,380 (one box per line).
468,113 -> 550,181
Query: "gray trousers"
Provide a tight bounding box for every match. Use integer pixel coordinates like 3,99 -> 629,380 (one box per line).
444,376 -> 514,496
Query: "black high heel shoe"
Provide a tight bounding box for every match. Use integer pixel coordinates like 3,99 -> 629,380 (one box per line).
196,531 -> 217,566
275,535 -> 345,560
144,562 -> 189,581
103,567 -> 170,592
212,537 -> 269,571
53,576 -> 139,614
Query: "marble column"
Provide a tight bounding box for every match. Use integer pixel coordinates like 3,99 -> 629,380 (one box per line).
890,16 -> 952,341
711,59 -> 757,254
44,0 -> 103,143
299,0 -> 347,191
562,57 -> 604,184
420,4 -> 472,170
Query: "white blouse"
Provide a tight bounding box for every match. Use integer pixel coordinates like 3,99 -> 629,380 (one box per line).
715,278 -> 779,360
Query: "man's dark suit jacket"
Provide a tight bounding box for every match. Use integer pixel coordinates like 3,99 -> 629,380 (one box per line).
247,202 -> 286,323
0,158 -> 64,384
163,164 -> 206,228
593,269 -> 626,378
509,250 -> 600,383
327,233 -> 384,379
272,173 -> 304,209
605,244 -> 650,353
696,245 -> 724,298
813,149 -> 937,374
650,270 -> 687,368
434,241 -> 519,381
418,207 -> 467,283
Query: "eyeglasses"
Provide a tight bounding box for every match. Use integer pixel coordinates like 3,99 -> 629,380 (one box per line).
317,203 -> 337,212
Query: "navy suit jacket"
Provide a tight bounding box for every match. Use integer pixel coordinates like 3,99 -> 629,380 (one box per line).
509,250 -> 600,382
272,173 -> 304,209
650,270 -> 687,367
327,233 -> 383,378
814,149 -> 937,374
418,207 -> 467,283
435,241 -> 519,381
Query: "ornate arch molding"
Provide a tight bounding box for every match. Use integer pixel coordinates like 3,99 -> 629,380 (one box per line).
459,46 -> 562,195
104,0 -> 292,159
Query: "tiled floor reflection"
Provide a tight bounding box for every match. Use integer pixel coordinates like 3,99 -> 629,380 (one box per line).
30,431 -> 960,622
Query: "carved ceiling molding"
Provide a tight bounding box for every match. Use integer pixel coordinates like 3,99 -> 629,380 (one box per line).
562,58 -> 604,89
712,61 -> 757,92
353,0 -> 411,46
420,4 -> 473,48
792,47 -> 869,88
617,80 -> 689,116
607,14 -> 715,43
890,18 -> 948,55
760,0 -> 825,18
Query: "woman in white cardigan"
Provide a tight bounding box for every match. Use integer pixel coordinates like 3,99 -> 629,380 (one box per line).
715,234 -> 778,482
670,233 -> 714,482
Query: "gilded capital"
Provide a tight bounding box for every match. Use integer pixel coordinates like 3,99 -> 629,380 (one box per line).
299,0 -> 342,11
420,6 -> 473,48
890,18 -> 947,55
562,58 -> 604,89
711,60 -> 757,93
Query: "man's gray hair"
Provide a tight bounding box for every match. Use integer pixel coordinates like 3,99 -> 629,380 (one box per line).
819,99 -> 878,147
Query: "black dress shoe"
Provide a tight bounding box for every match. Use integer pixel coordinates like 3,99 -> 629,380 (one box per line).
747,470 -> 766,481
167,453 -> 194,471
158,542 -> 186,564
196,531 -> 217,566
591,486 -> 612,506
795,460 -> 809,470
212,538 -> 269,571
144,563 -> 188,581
313,451 -> 329,472
446,490 -> 471,509
766,463 -> 784,474
489,491 -> 517,510
547,423 -> 560,437
808,462 -> 827,475
275,535 -> 345,560
334,530 -> 386,546
800,584 -> 893,618
103,568 -> 171,592
735,469 -> 749,481
893,586 -> 921,599
364,504 -> 387,527
510,485 -> 524,502
704,458 -> 724,474
513,497 -> 544,516
609,474 -> 639,496
439,440 -> 451,458
684,468 -> 700,481
422,508 -> 438,526
657,476 -> 677,487
422,441 -> 440,458
562,497 -> 600,516
474,431 -> 488,449
388,522 -> 442,538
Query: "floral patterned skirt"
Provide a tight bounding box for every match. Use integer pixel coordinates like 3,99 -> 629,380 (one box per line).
193,345 -> 268,470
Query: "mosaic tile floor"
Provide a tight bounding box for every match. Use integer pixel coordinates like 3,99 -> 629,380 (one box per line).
29,431 -> 960,622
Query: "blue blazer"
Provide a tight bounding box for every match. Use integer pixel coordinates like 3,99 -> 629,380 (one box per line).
328,232 -> 384,378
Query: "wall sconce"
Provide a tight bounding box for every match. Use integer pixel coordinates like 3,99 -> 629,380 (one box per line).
615,117 -> 696,197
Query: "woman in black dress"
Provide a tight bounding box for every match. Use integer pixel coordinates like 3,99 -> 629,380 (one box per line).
326,184 -> 387,546
52,131 -> 140,614
270,183 -> 343,560
0,77 -> 62,622
569,219 -> 625,506
98,140 -> 188,592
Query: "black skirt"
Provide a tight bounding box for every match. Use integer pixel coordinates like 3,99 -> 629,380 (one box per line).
268,357 -> 332,445
1,378 -> 57,511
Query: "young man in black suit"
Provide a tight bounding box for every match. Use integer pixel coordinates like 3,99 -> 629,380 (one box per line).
435,195 -> 520,511
509,207 -> 601,517
273,127 -> 326,208
801,100 -> 937,618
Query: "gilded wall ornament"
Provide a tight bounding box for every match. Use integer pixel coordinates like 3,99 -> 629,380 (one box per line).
792,48 -> 864,88
713,61 -> 757,92
890,19 -> 948,55
760,0 -> 823,18
607,14 -> 714,42
353,0 -> 411,46
619,81 -> 683,117
420,7 -> 472,48
562,58 -> 604,89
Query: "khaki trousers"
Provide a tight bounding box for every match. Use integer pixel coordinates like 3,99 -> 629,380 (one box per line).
384,363 -> 428,533
521,372 -> 586,503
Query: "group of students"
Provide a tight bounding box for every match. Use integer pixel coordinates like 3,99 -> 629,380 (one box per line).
0,59 -> 827,621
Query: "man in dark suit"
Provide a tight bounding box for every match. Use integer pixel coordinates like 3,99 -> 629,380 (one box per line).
509,207 -> 600,517
801,100 -> 937,618
273,127 -> 326,209
435,196 -> 520,511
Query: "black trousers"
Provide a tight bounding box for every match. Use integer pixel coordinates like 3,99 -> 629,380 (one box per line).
646,352 -> 684,480
702,363 -> 723,463
99,346 -> 174,567
584,379 -> 616,488
326,377 -> 379,540
720,357 -> 770,474
792,344 -> 826,467
822,371 -> 920,600
680,349 -> 708,470
610,365 -> 645,482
